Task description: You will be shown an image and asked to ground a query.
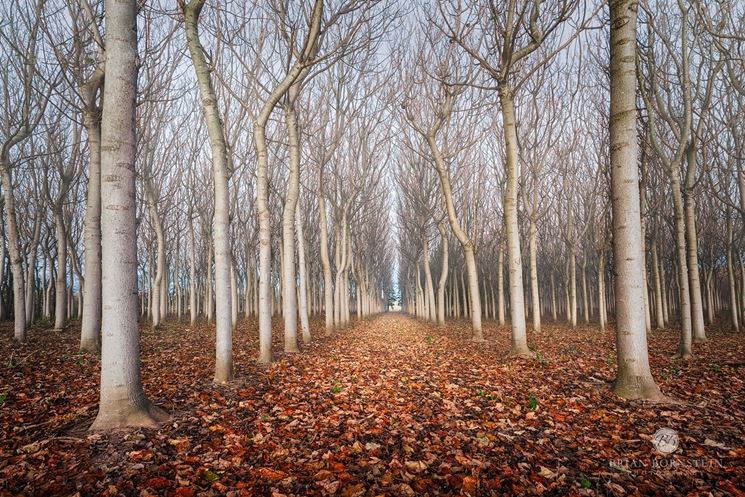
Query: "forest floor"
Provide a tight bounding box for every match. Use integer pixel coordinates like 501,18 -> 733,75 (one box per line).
0,314 -> 744,497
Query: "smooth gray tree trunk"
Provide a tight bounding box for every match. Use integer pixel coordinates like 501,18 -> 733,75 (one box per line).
281,101 -> 301,353
91,0 -> 167,429
609,0 -> 664,401
53,211 -> 66,330
499,85 -> 531,356
181,0 -> 233,381
436,221 -> 448,326
80,88 -> 103,352
296,203 -> 311,342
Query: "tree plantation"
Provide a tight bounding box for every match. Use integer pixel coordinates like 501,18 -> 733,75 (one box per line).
0,0 -> 744,495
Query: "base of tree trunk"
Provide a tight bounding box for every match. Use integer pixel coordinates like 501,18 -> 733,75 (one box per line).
471,336 -> 486,343
612,376 -> 668,402
673,349 -> 693,360
693,336 -> 707,343
79,339 -> 101,354
508,346 -> 536,359
214,367 -> 234,384
90,401 -> 169,431
257,354 -> 272,365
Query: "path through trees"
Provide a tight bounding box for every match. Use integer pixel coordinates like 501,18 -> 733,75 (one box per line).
1,314 -> 743,494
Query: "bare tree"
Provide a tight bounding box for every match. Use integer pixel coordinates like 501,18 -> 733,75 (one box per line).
402,29 -> 485,340
609,0 -> 664,401
439,0 -> 597,356
179,0 -> 234,383
0,0 -> 53,342
91,0 -> 168,430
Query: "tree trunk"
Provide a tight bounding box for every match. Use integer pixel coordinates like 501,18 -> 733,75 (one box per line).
499,84 -> 530,356
684,146 -> 705,341
53,211 -> 66,330
415,262 -> 423,318
422,235 -> 436,322
281,101 -> 301,353
318,191 -> 334,334
569,247 -> 577,329
740,260 -> 745,316
609,0 -> 664,400
255,119 -> 273,363
80,105 -> 102,352
251,0 -> 322,358
91,0 -> 167,429
206,242 -> 213,323
0,212 -> 5,321
436,221 -> 448,326
651,240 -> 665,329
671,173 -> 693,359
25,218 -> 41,325
189,216 -> 197,325
182,0 -> 234,381
296,203 -> 311,343
529,219 -> 541,332
661,261 -> 669,325
230,261 -> 238,329
147,206 -> 165,329
727,218 -> 739,332
639,199 -> 652,334
1,166 -> 27,342
597,255 -> 606,332
426,135 -> 482,339
460,268 -> 468,318
581,256 -> 589,324
704,268 -> 714,324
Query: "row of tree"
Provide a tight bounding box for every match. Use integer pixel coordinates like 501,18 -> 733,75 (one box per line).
0,0 -> 742,427
395,0 -> 745,366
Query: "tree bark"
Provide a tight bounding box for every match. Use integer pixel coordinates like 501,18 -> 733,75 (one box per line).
569,247 -> 577,329
670,173 -> 693,358
529,219 -> 541,332
436,221 -> 448,326
426,134 -> 482,339
91,0 -> 167,429
281,101 -> 300,353
145,195 -> 165,329
651,240 -> 665,329
597,254 -> 606,332
231,261 -> 238,329
609,0 -> 664,400
181,0 -> 233,381
53,211 -> 66,330
253,0 -> 323,361
581,256 -> 589,324
255,121 -> 273,364
189,215 -> 197,325
499,84 -> 531,356
317,188 -> 334,334
727,217 -> 739,332
684,146 -> 705,341
1,167 -> 26,342
25,218 -> 41,324
296,203 -> 311,343
80,98 -> 103,352
422,235 -> 436,322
